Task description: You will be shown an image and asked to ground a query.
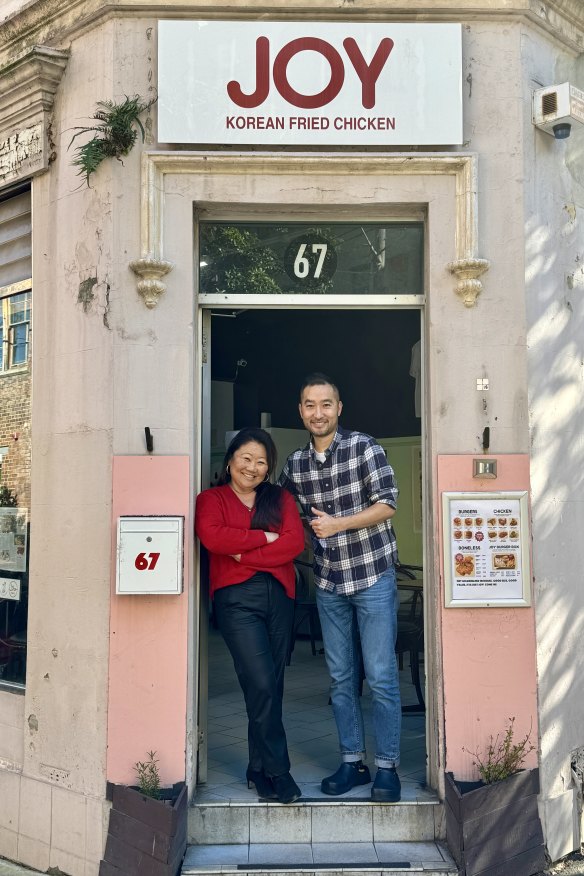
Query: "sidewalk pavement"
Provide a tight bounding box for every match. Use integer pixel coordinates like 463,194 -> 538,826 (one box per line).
2,850 -> 583,876
537,851 -> 584,876
0,861 -> 39,875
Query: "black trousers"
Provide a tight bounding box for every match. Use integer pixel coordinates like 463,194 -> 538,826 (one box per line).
214,573 -> 294,778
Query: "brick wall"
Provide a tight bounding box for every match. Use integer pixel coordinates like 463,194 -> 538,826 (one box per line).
0,361 -> 31,511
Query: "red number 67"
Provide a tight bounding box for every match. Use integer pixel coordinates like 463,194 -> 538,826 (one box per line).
134,552 -> 161,571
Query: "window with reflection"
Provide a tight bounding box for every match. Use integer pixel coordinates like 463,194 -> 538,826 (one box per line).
199,222 -> 424,296
1,290 -> 31,371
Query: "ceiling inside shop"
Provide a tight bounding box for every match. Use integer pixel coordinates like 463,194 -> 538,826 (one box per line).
211,309 -> 421,439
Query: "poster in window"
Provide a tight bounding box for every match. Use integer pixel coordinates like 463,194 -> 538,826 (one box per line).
442,492 -> 530,607
0,508 -> 27,573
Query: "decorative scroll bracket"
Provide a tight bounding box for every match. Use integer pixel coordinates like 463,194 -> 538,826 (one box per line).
129,255 -> 174,309
448,258 -> 490,308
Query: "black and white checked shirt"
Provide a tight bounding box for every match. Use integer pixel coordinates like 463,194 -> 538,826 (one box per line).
279,428 -> 399,594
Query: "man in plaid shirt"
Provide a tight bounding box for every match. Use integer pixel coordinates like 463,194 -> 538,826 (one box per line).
279,373 -> 401,802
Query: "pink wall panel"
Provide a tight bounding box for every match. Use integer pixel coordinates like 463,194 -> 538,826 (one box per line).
438,455 -> 538,780
107,456 -> 190,785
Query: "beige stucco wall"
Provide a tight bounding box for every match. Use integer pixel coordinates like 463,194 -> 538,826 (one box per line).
0,17 -> 118,876
0,0 -> 25,23
0,2 -> 583,873
520,24 -> 584,863
430,22 -> 529,456
0,12 -> 196,874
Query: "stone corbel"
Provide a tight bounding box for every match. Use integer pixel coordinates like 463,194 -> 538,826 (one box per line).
448,258 -> 490,308
129,255 -> 174,309
130,152 -> 174,308
446,152 -> 490,307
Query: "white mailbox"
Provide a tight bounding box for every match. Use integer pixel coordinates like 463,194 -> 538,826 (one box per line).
116,516 -> 184,595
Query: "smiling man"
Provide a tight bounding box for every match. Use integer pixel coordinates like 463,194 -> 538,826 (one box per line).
279,373 -> 402,802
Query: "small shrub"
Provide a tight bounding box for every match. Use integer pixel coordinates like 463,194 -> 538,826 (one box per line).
134,750 -> 161,799
464,717 -> 535,784
0,486 -> 18,507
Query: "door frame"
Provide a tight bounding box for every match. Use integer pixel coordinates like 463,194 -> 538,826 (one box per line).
195,296 -> 427,788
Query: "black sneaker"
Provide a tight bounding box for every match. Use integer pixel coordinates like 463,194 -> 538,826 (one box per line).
321,761 -> 371,795
371,767 -> 401,802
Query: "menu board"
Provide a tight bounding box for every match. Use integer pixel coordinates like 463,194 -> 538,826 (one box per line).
0,508 -> 27,574
442,492 -> 530,607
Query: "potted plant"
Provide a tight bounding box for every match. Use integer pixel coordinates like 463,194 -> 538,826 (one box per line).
99,751 -> 187,876
445,718 -> 546,876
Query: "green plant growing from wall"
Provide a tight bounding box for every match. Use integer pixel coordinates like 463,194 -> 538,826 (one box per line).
134,750 -> 161,799
68,95 -> 155,185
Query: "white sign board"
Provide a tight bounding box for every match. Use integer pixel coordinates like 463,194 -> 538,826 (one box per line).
0,577 -> 21,602
158,21 -> 463,146
442,492 -> 531,608
116,516 -> 184,595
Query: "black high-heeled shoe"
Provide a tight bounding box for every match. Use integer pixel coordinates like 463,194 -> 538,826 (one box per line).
271,772 -> 301,804
246,767 -> 278,800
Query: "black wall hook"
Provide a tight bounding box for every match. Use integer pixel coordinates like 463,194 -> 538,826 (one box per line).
482,427 -> 490,452
145,427 -> 154,453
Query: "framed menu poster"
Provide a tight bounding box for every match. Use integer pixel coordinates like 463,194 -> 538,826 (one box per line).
0,507 -> 27,574
442,491 -> 530,607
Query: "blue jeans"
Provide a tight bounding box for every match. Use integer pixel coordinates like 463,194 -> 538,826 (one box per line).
315,567 -> 401,768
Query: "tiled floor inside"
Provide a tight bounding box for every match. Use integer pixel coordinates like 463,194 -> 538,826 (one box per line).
195,626 -> 428,803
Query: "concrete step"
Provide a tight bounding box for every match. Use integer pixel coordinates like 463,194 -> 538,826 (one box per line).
188,798 -> 444,846
181,840 -> 456,875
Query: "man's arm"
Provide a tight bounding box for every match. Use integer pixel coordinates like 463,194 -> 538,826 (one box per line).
310,502 -> 394,538
277,459 -> 295,494
310,437 -> 397,539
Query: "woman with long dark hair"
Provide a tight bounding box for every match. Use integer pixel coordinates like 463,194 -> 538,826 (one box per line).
195,428 -> 304,804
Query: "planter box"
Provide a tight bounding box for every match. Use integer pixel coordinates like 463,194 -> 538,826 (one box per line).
99,782 -> 187,876
445,769 -> 546,876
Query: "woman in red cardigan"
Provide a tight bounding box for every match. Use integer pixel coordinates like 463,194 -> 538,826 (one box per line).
195,427 -> 305,804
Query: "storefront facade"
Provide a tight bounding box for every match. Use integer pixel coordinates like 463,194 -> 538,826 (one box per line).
0,2 -> 583,874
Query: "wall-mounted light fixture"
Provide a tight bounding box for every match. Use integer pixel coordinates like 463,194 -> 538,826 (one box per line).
473,458 -> 497,479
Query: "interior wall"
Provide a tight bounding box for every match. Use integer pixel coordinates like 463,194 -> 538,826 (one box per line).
211,309 -> 421,438
210,308 -> 423,565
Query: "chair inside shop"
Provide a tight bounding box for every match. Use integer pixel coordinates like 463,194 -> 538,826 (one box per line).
354,561 -> 425,713
287,557 -> 425,715
395,562 -> 425,712
286,560 -> 321,664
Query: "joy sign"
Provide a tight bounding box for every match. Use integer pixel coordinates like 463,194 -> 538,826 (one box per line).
227,37 -> 394,110
158,21 -> 463,146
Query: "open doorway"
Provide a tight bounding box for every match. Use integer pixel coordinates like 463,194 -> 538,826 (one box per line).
197,307 -> 425,801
